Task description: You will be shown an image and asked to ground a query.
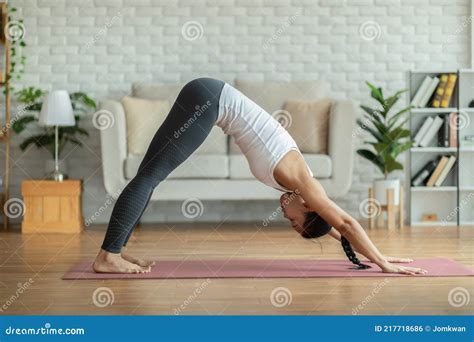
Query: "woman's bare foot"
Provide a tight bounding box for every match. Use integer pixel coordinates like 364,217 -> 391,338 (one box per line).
93,249 -> 151,274
121,247 -> 156,267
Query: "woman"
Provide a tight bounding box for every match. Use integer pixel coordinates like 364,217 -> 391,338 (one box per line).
93,77 -> 427,275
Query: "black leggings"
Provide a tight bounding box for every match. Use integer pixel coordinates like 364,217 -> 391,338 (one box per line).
101,77 -> 225,253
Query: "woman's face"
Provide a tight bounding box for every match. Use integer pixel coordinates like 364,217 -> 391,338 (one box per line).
280,192 -> 309,234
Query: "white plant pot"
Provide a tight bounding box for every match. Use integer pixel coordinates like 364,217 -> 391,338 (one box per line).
44,159 -> 69,179
374,178 -> 400,206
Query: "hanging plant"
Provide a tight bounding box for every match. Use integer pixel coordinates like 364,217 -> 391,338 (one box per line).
3,3 -> 27,94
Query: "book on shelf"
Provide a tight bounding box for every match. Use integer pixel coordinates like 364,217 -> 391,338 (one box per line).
411,73 -> 457,108
413,116 -> 434,146
449,112 -> 457,148
411,76 -> 433,107
431,74 -> 448,108
434,155 -> 456,187
426,156 -> 449,187
437,114 -> 449,147
440,74 -> 457,108
419,115 -> 444,147
411,159 -> 438,186
418,76 -> 440,108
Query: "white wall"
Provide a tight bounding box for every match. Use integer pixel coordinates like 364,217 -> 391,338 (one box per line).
4,0 -> 471,225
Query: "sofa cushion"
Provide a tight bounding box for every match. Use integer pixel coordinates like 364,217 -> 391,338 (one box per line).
229,153 -> 332,179
283,98 -> 331,154
131,83 -> 228,154
125,154 -> 229,179
121,96 -> 170,155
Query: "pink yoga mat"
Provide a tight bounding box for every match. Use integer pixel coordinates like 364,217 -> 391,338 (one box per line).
63,258 -> 474,280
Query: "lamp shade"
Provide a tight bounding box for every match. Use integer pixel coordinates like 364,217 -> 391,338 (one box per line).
39,90 -> 75,126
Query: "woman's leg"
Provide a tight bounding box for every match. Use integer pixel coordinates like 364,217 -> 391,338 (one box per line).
94,77 -> 225,273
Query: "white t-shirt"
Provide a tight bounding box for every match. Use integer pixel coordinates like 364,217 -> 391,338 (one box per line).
216,83 -> 313,192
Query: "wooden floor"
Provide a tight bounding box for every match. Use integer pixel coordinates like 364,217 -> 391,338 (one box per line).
0,223 -> 472,315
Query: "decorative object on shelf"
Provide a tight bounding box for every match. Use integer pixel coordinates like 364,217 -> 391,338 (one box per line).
367,185 -> 404,230
12,87 -> 96,178
469,99 -> 474,108
357,82 -> 413,206
21,179 -> 84,233
39,90 -> 76,181
463,135 -> 474,146
421,213 -> 438,222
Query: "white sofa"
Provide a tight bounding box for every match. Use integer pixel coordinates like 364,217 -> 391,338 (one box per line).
99,79 -> 357,200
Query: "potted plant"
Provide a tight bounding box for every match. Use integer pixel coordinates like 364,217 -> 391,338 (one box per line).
357,82 -> 413,205
12,87 -> 96,178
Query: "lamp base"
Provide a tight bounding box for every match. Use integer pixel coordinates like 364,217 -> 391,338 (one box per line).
47,169 -> 65,182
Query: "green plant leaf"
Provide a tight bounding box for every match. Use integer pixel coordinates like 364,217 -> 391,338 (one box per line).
357,118 -> 386,143
384,155 -> 404,173
64,136 -> 83,146
365,81 -> 385,105
390,140 -> 413,158
383,89 -> 407,113
360,105 -> 384,124
11,115 -> 36,133
387,107 -> 411,128
356,149 -> 385,175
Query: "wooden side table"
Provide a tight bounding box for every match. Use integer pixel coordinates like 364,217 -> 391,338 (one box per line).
21,179 -> 84,233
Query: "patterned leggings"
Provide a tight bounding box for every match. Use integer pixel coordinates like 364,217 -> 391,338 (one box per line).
101,78 -> 225,253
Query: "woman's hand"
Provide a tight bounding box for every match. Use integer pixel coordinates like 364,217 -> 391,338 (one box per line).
379,261 -> 427,275
383,255 -> 413,263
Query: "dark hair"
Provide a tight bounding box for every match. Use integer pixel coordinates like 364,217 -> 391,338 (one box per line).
301,211 -> 371,270
301,211 -> 332,238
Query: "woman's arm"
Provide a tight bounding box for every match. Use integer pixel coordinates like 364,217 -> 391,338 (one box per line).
273,151 -> 425,274
299,178 -> 425,274
327,228 -> 413,263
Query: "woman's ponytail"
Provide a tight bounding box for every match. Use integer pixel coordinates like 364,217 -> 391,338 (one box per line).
340,236 -> 371,270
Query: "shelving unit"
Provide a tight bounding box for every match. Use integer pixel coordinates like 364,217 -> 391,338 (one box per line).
408,69 -> 474,227
0,2 -> 11,230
